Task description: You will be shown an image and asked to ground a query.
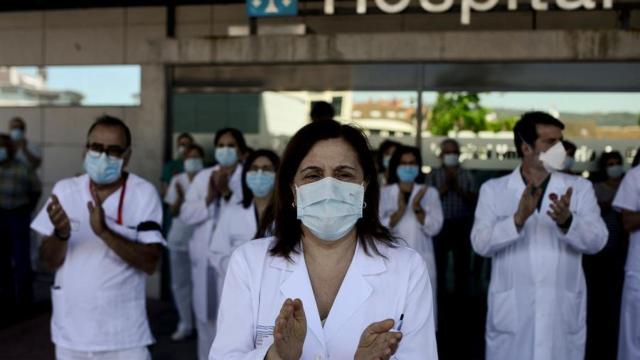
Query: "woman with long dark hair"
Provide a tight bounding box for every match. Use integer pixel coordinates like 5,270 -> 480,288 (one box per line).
379,145 -> 443,324
210,121 -> 438,359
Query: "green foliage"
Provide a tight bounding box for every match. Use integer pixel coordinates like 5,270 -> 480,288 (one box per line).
486,116 -> 518,132
428,92 -> 488,135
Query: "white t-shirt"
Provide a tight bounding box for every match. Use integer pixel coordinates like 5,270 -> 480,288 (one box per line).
613,165 -> 640,272
164,172 -> 196,251
31,173 -> 166,352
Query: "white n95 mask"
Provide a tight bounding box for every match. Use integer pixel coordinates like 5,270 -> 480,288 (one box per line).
296,177 -> 364,242
538,141 -> 567,173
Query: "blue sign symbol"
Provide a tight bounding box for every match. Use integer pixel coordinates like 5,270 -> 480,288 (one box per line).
247,0 -> 298,17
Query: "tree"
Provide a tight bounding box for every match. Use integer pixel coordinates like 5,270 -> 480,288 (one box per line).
428,92 -> 488,135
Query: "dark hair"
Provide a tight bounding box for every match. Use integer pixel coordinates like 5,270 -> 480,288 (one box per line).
214,128 -> 248,154
241,149 -> 281,208
562,140 -> 577,155
387,145 -> 423,185
10,117 -> 25,130
310,101 -> 335,122
440,138 -> 460,153
186,144 -> 205,158
598,150 -> 623,171
177,133 -> 194,143
513,112 -> 565,158
87,115 -> 132,148
633,148 -> 640,167
270,120 -> 395,259
376,140 -> 401,172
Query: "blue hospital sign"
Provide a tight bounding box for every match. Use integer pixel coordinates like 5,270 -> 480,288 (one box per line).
247,0 -> 298,17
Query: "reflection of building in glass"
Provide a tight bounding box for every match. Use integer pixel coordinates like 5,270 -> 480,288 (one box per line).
0,67 -> 83,106
351,98 -> 420,137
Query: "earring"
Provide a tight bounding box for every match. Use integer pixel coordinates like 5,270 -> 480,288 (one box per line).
363,202 -> 367,209
291,202 -> 296,208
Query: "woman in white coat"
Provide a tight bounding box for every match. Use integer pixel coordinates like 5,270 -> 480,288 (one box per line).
209,120 -> 438,360
179,128 -> 247,360
164,144 -> 205,341
209,149 -> 280,306
379,145 -> 443,323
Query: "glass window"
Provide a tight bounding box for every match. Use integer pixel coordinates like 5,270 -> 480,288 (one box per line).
0,65 -> 141,107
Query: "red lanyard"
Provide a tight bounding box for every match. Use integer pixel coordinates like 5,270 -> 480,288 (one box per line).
89,173 -> 128,225
116,174 -> 128,225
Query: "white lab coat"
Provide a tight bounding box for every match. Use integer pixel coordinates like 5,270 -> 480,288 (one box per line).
30,174 -> 165,352
179,164 -> 243,360
209,201 -> 258,310
612,165 -> 640,360
471,167 -> 607,360
209,237 -> 439,360
379,183 -> 443,323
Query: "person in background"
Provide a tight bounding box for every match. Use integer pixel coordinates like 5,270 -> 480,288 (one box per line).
164,144 -> 206,341
210,120 -> 438,359
379,145 -> 443,322
583,151 -> 627,359
613,162 -> 640,360
471,111 -> 607,360
180,128 -> 247,360
376,139 -> 400,186
32,115 -> 164,360
161,133 -> 194,196
0,134 -> 41,316
9,117 -> 42,170
310,101 -> 336,122
209,149 -> 280,307
428,139 -> 477,303
562,140 -> 578,175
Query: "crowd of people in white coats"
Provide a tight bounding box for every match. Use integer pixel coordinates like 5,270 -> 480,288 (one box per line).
1,104 -> 638,360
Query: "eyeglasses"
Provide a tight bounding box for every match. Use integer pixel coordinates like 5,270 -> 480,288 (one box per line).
86,143 -> 129,158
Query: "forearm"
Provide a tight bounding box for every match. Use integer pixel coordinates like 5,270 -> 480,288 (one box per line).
170,199 -> 183,217
40,236 -> 67,271
622,210 -> 640,233
99,229 -> 161,275
389,209 -> 405,228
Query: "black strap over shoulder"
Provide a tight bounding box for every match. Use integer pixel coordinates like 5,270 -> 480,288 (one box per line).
137,221 -> 162,232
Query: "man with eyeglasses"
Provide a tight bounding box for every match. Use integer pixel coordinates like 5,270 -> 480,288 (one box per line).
31,115 -> 165,360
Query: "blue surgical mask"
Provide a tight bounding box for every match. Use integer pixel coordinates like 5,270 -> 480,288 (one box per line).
84,151 -> 124,185
184,158 -> 204,174
0,147 -> 7,162
396,165 -> 419,183
382,156 -> 391,170
215,147 -> 238,167
246,170 -> 275,198
10,129 -> 24,141
607,165 -> 624,179
296,177 -> 364,241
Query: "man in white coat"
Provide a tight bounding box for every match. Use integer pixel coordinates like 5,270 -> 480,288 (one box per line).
613,164 -> 640,360
471,111 -> 607,360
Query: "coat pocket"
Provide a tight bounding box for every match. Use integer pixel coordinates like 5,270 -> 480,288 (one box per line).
488,289 -> 517,334
562,290 -> 586,334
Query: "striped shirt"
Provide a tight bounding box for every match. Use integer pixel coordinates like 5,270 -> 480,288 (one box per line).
0,159 -> 41,210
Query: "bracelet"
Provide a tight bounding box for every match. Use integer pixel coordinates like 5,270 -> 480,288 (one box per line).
54,229 -> 70,242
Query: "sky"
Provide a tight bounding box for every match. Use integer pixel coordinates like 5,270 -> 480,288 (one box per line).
352,91 -> 640,114
17,65 -> 141,106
